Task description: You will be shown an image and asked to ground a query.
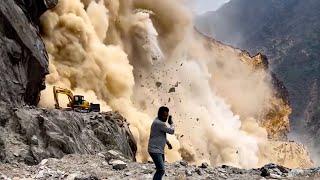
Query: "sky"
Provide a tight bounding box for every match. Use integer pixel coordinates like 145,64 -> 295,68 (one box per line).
187,0 -> 230,14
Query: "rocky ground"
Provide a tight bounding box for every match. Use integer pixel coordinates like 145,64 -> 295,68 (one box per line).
0,105 -> 136,166
1,152 -> 320,180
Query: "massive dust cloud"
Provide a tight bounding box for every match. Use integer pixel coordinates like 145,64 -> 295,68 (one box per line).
39,0 -> 276,168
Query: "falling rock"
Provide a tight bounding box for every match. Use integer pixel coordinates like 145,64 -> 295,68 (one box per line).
156,82 -> 162,88
168,87 -> 175,93
111,160 -> 127,170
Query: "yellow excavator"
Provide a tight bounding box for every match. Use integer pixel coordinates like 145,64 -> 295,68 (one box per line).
53,86 -> 100,112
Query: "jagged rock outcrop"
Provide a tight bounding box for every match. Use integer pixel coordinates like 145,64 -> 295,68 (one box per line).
0,104 -> 137,165
0,0 -> 50,106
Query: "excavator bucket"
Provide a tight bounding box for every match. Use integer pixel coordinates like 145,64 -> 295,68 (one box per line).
90,103 -> 100,112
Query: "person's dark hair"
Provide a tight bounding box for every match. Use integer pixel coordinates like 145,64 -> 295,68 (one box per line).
158,106 -> 169,118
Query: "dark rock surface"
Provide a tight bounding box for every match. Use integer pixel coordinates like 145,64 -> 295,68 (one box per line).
0,0 -> 50,106
0,105 -> 137,165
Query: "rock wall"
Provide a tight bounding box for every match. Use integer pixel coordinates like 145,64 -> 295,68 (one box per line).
0,0 -> 50,106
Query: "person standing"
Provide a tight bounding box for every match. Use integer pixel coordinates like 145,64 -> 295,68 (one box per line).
148,106 -> 175,180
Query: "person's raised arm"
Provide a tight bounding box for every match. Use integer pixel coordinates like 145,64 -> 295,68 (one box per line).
160,116 -> 175,134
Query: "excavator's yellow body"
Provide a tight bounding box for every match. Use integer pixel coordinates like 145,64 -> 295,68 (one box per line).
53,86 -> 100,112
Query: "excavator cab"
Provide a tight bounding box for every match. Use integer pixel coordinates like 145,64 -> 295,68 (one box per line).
73,95 -> 84,106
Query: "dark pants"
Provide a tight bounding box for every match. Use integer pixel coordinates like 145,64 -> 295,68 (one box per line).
149,153 -> 165,180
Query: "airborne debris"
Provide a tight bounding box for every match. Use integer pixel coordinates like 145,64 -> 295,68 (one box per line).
168,87 -> 175,93
155,82 -> 162,88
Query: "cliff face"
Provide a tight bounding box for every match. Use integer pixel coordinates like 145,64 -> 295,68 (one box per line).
0,0 -> 49,106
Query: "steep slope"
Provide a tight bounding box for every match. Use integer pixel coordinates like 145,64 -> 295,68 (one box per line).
196,0 -> 320,162
195,32 -> 312,168
195,33 -> 291,140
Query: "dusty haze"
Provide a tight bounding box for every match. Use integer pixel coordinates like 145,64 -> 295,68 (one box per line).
38,0 -> 298,168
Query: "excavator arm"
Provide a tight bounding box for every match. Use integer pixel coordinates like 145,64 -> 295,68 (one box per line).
53,86 -> 74,109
